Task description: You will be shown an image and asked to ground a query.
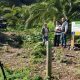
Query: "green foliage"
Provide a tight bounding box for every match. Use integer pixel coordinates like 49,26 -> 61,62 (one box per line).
3,6 -> 29,29
33,75 -> 43,80
8,34 -> 23,48
32,42 -> 46,58
48,21 -> 54,30
22,32 -> 41,43
0,0 -> 80,29
17,28 -> 42,43
77,38 -> 80,44
0,1 -> 80,80
0,67 -> 32,80
46,21 -> 55,40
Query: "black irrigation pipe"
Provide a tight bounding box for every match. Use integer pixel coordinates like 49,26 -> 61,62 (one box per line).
0,61 -> 7,80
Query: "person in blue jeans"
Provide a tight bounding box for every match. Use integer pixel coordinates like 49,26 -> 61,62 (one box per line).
61,17 -> 68,48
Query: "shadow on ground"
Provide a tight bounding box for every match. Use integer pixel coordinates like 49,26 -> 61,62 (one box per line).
0,32 -> 23,48
74,44 -> 80,51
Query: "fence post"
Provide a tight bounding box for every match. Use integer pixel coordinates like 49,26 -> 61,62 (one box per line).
71,32 -> 75,49
46,41 -> 52,80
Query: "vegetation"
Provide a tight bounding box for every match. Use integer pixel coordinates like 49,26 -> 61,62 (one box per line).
0,0 -> 80,80
0,0 -> 80,29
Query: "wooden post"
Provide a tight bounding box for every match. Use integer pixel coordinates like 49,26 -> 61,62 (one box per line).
71,32 -> 75,49
46,41 -> 52,80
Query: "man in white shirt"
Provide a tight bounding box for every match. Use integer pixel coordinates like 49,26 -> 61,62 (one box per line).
61,17 -> 68,48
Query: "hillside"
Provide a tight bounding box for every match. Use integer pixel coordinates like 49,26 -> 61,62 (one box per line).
0,0 -> 80,80
0,32 -> 80,80
0,29 -> 46,80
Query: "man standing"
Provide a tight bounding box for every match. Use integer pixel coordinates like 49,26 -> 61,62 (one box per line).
42,23 -> 49,45
61,17 -> 68,48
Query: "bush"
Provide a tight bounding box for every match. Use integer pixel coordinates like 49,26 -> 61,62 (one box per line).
32,42 -> 46,58
21,28 -> 42,43
7,34 -> 23,48
4,68 -> 31,80
77,39 -> 80,44
33,75 -> 43,80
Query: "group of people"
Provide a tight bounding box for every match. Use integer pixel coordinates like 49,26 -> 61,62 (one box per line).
42,17 -> 68,48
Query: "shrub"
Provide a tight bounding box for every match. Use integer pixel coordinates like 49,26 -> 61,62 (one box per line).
32,42 -> 46,58
21,28 -> 42,43
77,39 -> 80,44
7,34 -> 23,48
33,75 -> 43,80
4,68 -> 31,80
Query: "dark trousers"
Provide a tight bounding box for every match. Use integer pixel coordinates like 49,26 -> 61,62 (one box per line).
42,36 -> 48,45
54,35 -> 60,46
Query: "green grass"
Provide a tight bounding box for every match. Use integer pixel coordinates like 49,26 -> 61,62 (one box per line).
0,69 -> 4,80
0,67 -> 31,80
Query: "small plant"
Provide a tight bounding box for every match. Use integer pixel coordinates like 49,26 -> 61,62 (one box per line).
4,68 -> 31,80
32,42 -> 46,58
33,75 -> 43,80
77,39 -> 80,44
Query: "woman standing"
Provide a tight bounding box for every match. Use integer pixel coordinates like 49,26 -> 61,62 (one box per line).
54,21 -> 62,47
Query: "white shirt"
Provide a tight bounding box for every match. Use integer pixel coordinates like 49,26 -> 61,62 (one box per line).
62,21 -> 68,33
55,25 -> 62,35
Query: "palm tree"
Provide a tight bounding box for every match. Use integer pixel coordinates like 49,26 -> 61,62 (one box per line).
25,1 -> 58,28
67,0 -> 80,20
53,0 -> 80,20
25,0 -> 80,28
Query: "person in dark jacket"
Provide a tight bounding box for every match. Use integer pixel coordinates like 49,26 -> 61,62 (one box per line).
42,23 -> 49,45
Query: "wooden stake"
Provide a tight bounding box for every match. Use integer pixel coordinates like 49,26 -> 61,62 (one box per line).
71,33 -> 74,49
46,41 -> 52,80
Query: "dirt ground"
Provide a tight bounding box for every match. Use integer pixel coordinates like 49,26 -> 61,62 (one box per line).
51,47 -> 80,80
